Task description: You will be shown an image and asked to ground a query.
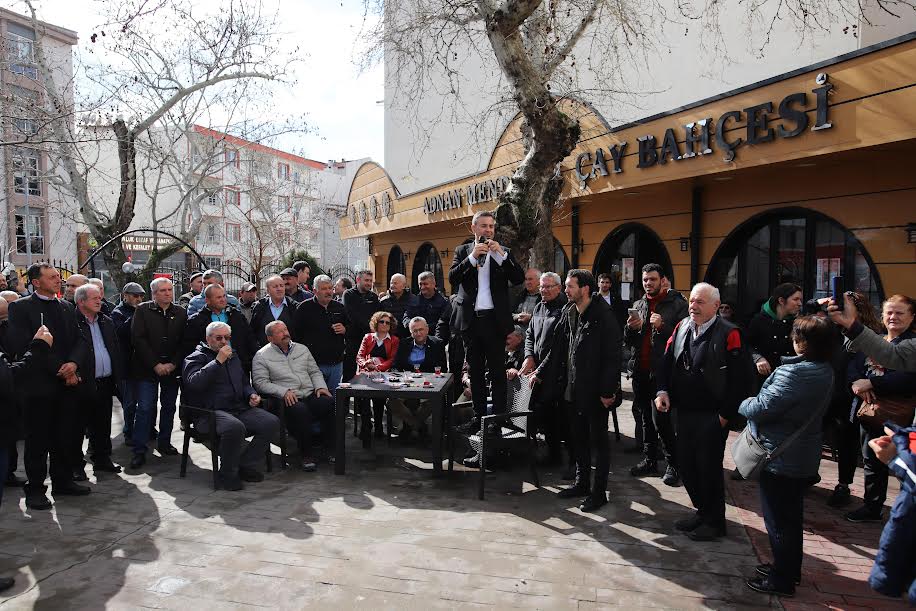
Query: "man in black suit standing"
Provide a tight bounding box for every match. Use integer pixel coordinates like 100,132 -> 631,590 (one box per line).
6,263 -> 88,509
448,210 -> 525,433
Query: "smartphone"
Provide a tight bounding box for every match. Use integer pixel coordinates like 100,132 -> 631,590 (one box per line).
329,312 -> 343,326
477,235 -> 488,244
831,276 -> 844,311
627,308 -> 639,319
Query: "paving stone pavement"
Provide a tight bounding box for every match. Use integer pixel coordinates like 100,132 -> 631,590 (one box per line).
0,383 -> 902,610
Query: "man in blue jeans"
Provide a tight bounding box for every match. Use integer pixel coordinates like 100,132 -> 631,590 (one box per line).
293,274 -> 348,395
129,278 -> 187,469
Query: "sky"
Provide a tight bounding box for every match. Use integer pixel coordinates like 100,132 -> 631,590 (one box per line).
18,0 -> 386,165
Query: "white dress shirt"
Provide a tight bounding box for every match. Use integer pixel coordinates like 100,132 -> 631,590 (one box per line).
467,249 -> 507,311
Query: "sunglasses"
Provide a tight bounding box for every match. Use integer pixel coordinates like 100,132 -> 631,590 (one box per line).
377,319 -> 391,325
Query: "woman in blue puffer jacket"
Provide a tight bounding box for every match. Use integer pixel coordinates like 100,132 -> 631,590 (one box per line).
738,316 -> 836,598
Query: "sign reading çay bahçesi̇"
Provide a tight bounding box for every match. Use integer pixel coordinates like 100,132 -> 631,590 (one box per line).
574,78 -> 834,186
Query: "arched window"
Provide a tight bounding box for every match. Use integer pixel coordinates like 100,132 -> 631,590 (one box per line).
386,245 -> 406,286
593,223 -> 674,324
412,242 -> 444,293
552,238 -> 571,278
706,208 -> 883,325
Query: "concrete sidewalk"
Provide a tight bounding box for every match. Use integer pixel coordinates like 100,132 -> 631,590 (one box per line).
0,388 -> 902,609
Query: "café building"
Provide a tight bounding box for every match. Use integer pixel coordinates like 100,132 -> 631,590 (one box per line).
341,34 -> 916,324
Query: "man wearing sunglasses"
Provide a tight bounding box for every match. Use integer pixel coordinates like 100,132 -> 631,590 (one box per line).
182,322 -> 281,490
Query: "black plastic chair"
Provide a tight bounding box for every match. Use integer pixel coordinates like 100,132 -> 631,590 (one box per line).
461,377 -> 540,500
178,403 -> 275,489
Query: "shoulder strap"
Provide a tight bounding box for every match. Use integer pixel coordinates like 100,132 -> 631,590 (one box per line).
767,371 -> 834,461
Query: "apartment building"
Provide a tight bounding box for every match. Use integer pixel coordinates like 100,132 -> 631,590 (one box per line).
0,8 -> 79,275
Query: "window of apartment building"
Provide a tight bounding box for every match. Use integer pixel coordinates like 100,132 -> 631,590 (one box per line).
225,148 -> 239,167
13,148 -> 41,196
226,223 -> 242,242
14,206 -> 44,254
277,195 -> 290,213
204,256 -> 221,269
225,187 -> 241,206
203,221 -> 219,244
278,162 -> 290,180
7,24 -> 38,80
14,118 -> 38,136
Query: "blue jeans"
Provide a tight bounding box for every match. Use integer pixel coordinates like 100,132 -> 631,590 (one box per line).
132,378 -> 179,455
319,362 -> 343,396
119,380 -> 138,437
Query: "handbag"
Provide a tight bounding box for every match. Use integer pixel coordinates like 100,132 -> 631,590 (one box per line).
856,396 -> 915,430
731,392 -> 830,480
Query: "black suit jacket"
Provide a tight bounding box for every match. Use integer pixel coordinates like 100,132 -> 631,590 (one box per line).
75,310 -> 124,388
393,336 -> 447,373
7,295 -> 85,395
447,242 -> 524,336
249,296 -> 297,347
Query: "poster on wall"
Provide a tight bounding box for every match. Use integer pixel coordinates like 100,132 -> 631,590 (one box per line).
622,257 -> 635,283
816,258 -> 841,292
620,283 -> 631,301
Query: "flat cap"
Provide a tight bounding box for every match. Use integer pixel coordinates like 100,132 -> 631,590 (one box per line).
122,282 -> 146,295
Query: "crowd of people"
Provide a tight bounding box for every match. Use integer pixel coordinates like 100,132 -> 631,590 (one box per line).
0,210 -> 912,602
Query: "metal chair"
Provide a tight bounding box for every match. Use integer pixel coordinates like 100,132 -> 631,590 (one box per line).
178,403 -> 275,489
460,377 -> 540,500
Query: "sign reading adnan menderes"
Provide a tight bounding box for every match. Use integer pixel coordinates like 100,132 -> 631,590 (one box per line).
421,175 -> 512,215
574,79 -> 834,186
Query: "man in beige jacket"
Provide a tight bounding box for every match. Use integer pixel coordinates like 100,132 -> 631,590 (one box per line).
252,321 -> 334,471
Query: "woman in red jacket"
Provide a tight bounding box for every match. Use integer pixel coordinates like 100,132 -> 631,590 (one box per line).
356,311 -> 400,443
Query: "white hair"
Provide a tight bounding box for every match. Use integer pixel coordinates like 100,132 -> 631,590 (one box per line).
409,316 -> 428,328
87,278 -> 104,289
690,282 -> 720,302
265,320 -> 287,337
75,283 -> 100,303
417,271 -> 435,283
150,277 -> 173,292
312,274 -> 333,288
540,272 -> 561,286
390,273 -> 407,284
205,321 -> 231,338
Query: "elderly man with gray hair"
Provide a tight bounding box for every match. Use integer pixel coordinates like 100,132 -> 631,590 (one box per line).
183,321 -> 280,490
655,282 -> 754,541
389,316 -> 447,439
72,283 -> 124,477
128,277 -> 187,469
292,274 -> 349,394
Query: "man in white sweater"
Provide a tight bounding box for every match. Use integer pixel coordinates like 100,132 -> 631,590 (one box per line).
252,321 -> 334,471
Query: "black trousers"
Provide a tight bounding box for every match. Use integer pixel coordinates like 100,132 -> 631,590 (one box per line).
760,470 -> 807,589
677,409 -> 728,527
285,395 -> 336,455
569,401 -> 610,499
861,425 -> 889,510
632,371 -> 677,466
343,339 -> 359,382
72,377 -> 116,466
834,417 -> 860,486
464,313 -> 507,417
24,388 -> 78,495
533,388 -> 570,461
